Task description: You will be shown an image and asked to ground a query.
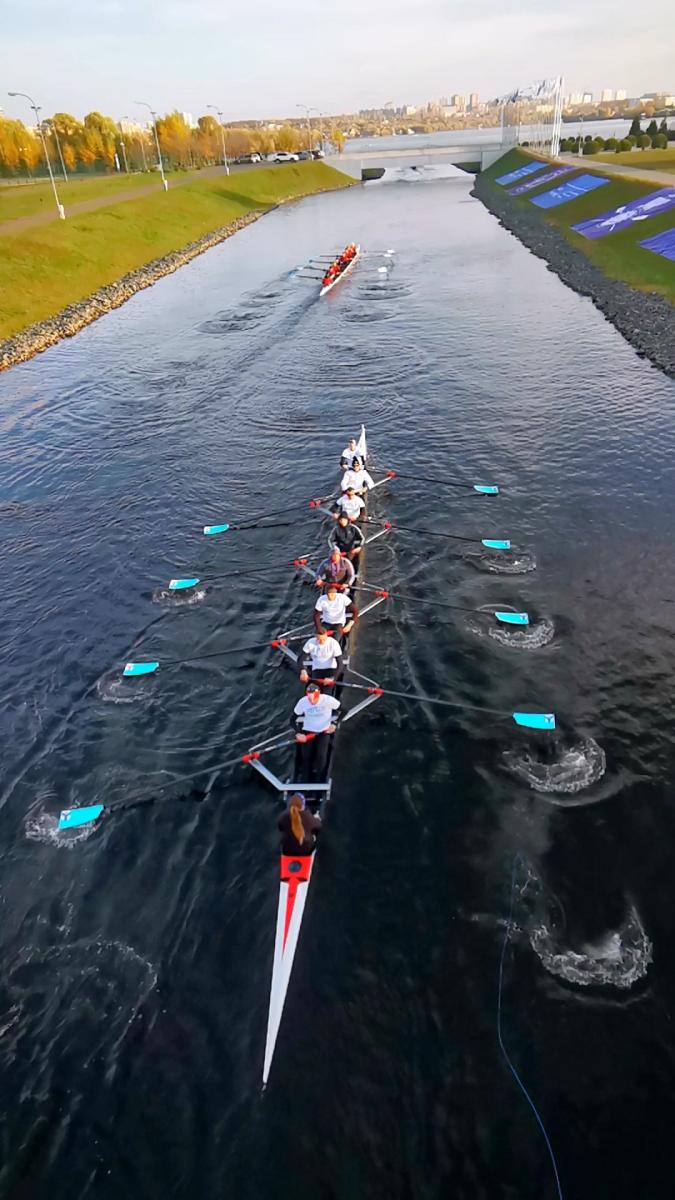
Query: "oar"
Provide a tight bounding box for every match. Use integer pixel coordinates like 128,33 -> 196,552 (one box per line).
203,498 -> 327,536
383,469 -> 499,496
316,679 -> 555,729
122,634 -> 307,677
166,556 -> 315,592
366,518 -> 511,550
354,585 -> 529,625
58,735 -> 299,830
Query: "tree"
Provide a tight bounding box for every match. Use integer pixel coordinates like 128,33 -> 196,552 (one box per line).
637,134 -> 652,149
653,133 -> 667,149
659,118 -> 668,135
618,138 -> 633,152
582,140 -> 598,154
646,119 -> 658,137
332,128 -> 345,153
625,135 -> 637,147
604,137 -> 618,151
628,116 -> 642,139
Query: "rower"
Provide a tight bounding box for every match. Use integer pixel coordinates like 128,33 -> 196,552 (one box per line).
299,627 -> 342,686
292,682 -> 341,781
315,547 -> 355,590
330,514 -> 364,561
340,456 -> 375,497
314,582 -> 357,640
340,437 -> 359,469
278,793 -> 322,857
332,486 -> 366,523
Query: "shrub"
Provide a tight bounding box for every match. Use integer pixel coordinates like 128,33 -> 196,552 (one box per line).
618,138 -> 633,152
583,141 -> 598,154
637,134 -> 652,149
653,133 -> 668,149
604,137 -> 618,151
625,134 -> 637,147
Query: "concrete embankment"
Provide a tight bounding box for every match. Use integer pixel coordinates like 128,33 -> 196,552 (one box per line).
472,152 -> 675,380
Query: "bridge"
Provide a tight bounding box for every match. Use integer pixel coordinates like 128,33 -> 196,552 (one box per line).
325,142 -> 507,181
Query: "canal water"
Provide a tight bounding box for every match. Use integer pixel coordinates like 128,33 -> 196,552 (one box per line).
1,174 -> 675,1200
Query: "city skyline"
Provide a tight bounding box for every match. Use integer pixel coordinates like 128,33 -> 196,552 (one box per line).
4,0 -> 675,123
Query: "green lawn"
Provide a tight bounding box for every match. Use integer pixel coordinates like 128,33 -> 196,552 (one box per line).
481,148 -> 675,303
0,172 -> 184,222
0,163 -> 355,340
593,148 -> 675,169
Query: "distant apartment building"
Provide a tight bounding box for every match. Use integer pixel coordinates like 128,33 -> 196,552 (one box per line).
451,94 -> 465,110
582,92 -> 593,104
469,92 -> 478,110
439,96 -> 449,108
566,92 -> 583,105
615,89 -> 627,101
403,105 -> 418,116
181,112 -> 195,128
600,89 -> 614,102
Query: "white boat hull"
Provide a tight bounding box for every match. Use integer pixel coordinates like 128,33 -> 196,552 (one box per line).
319,245 -> 361,296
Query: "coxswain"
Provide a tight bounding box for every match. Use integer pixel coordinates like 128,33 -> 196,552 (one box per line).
314,582 -> 357,640
330,514 -> 364,561
314,547 -> 356,590
278,793 -> 322,856
332,485 -> 366,522
340,436 -> 360,469
292,682 -> 341,781
340,456 -> 375,496
299,627 -> 342,686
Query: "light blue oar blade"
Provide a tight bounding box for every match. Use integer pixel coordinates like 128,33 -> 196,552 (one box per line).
495,611 -> 529,626
58,804 -> 104,830
123,661 -> 160,677
203,523 -> 230,536
169,577 -> 200,591
482,538 -> 511,550
474,485 -> 500,495
512,711 -> 556,731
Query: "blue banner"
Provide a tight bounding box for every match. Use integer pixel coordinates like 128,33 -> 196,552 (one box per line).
495,161 -> 546,186
531,173 -> 610,209
508,165 -> 575,196
572,188 -> 675,239
639,227 -> 675,262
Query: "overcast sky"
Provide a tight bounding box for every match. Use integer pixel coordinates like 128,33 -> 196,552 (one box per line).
4,0 -> 674,122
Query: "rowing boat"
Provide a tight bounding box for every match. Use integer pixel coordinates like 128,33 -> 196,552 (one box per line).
246,425 -> 389,1086
319,245 -> 361,296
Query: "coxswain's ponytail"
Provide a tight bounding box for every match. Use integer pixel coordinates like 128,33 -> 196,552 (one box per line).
289,793 -> 305,847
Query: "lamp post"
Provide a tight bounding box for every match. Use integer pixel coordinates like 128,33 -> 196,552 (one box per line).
135,101 -> 168,189
296,104 -> 317,154
578,115 -> 584,157
207,105 -> 230,175
8,91 -> 65,218
119,136 -> 129,173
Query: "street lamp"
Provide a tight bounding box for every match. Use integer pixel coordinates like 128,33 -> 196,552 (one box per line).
207,105 -> 230,175
296,104 -> 317,154
134,101 -> 168,190
8,90 -> 65,218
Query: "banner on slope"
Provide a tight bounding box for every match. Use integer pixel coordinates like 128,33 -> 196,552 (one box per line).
507,165 -> 575,196
495,161 -> 547,186
639,227 -> 675,262
572,188 -> 675,239
530,173 -> 610,209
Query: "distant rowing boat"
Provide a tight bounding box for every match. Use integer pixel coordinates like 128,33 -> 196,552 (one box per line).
319,245 -> 361,296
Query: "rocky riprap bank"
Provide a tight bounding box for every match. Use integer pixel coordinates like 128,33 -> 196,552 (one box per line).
472,174 -> 675,380
0,212 -> 263,372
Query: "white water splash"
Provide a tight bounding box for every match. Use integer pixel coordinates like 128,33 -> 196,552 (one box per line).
465,549 -> 537,575
466,614 -> 555,650
25,808 -> 98,848
152,586 -> 206,606
530,904 -> 652,990
503,737 -> 606,795
96,671 -> 151,704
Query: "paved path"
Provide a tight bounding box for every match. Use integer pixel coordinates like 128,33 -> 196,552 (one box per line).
0,163 -> 256,237
559,153 -> 675,187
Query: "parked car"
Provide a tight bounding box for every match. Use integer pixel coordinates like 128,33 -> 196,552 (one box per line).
235,152 -> 261,164
312,149 -> 325,159
272,151 -> 299,163
297,150 -> 313,160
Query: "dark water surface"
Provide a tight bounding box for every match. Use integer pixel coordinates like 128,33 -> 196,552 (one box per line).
2,177 -> 675,1199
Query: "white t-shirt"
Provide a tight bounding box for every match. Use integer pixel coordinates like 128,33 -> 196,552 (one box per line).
302,636 -> 342,670
341,468 -> 375,493
341,445 -> 359,467
294,693 -> 341,733
336,493 -> 365,520
315,593 -> 350,625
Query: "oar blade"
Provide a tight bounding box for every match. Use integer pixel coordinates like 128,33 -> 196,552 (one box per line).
482,538 -> 511,550
474,485 -> 500,495
169,577 -> 200,591
123,661 -> 159,677
203,523 -> 230,536
495,611 -> 529,626
512,711 -> 556,731
58,804 -> 104,830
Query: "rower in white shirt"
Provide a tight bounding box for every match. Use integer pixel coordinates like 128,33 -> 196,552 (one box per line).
340,456 -> 375,496
292,682 -> 341,780
299,627 -> 342,687
314,583 -> 357,640
340,437 -> 360,469
331,486 -> 366,522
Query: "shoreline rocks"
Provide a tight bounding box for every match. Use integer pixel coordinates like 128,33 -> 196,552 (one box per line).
472,174 -> 675,380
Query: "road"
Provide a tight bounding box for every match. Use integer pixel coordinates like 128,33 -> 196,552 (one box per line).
559,152 -> 675,187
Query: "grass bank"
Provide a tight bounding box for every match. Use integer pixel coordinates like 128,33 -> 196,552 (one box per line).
479,148 -> 675,302
0,162 -> 355,340
0,171 -> 182,221
592,147 -> 675,171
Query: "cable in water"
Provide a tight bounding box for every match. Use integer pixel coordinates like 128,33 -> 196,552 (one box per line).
497,855 -> 565,1200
